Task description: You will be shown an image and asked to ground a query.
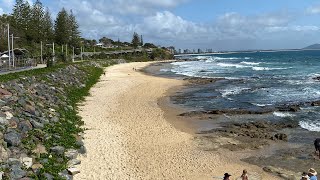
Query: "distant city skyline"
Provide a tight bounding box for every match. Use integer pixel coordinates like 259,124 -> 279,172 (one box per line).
1,0 -> 320,51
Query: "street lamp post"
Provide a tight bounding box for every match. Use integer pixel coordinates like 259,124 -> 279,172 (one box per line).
11,34 -> 20,68
7,24 -> 10,69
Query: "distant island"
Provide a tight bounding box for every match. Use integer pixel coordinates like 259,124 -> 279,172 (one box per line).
303,44 -> 320,49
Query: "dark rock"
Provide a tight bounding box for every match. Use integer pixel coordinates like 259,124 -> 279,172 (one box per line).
59,170 -> 73,180
274,133 -> 288,141
4,131 -> 21,147
311,100 -> 320,106
30,120 -> 44,129
0,88 -> 12,98
277,105 -> 300,112
10,165 -> 26,179
50,146 -> 65,156
312,76 -> 320,81
24,105 -> 36,115
18,121 -> 33,133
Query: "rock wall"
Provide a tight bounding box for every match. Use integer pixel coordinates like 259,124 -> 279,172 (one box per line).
0,61 -> 113,179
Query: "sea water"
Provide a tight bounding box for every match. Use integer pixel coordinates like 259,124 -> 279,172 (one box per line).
161,50 -> 320,132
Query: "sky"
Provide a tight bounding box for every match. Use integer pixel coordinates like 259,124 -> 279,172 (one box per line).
1,0 -> 320,51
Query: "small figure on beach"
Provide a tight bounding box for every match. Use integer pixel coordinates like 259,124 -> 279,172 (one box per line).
223,173 -> 231,180
240,169 -> 248,180
308,168 -> 317,180
133,67 -> 136,71
301,172 -> 310,180
314,138 -> 320,159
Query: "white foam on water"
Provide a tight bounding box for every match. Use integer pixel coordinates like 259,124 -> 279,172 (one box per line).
217,63 -> 249,68
299,121 -> 320,132
240,61 -> 260,65
251,103 -> 273,107
273,112 -> 296,117
221,87 -> 251,97
252,67 -> 288,71
159,69 -> 170,72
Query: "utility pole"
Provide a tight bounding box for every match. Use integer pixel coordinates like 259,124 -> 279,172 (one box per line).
53,42 -> 55,63
41,41 -> 43,64
7,24 -> 10,69
11,34 -> 14,68
80,46 -> 83,61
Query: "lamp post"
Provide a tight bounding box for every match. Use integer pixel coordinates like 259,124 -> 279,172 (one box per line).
10,34 -> 20,68
7,24 -> 10,69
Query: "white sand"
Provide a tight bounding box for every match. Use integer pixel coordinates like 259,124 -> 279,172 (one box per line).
74,62 -> 280,180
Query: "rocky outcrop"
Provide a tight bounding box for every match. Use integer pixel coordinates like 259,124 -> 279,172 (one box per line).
201,121 -> 298,141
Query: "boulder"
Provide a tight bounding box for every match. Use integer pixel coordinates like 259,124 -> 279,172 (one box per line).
67,159 -> 81,167
10,165 -> 26,179
4,132 -> 21,147
50,146 -> 65,156
0,117 -> 8,125
30,120 -> 44,129
21,157 -> 33,169
31,163 -> 43,170
18,121 -> 33,133
58,170 -> 73,180
24,104 -> 36,115
5,112 -> 13,120
67,167 -> 80,175
65,149 -> 78,159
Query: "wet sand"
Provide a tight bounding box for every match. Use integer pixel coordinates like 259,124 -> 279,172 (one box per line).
74,62 -> 279,180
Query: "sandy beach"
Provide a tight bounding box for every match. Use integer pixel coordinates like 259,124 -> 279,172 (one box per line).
74,62 -> 280,180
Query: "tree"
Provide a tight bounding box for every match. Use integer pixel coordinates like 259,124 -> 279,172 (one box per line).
131,32 -> 140,48
68,10 -> 81,47
30,0 -> 44,42
54,8 -> 70,45
42,8 -> 54,42
140,35 -> 143,46
12,0 -> 32,40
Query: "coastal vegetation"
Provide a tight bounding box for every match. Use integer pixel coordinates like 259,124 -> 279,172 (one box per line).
0,0 -> 174,64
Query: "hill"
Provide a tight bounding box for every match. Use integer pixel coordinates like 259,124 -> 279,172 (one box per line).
303,44 -> 320,49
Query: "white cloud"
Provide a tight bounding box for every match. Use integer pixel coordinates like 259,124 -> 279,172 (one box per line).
307,5 -> 320,14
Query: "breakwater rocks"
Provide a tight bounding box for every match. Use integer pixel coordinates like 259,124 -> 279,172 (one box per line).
0,61 -> 113,179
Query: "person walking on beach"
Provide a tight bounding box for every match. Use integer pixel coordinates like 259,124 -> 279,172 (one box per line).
308,168 -> 317,180
223,173 -> 231,180
301,172 -> 310,180
241,169 -> 249,180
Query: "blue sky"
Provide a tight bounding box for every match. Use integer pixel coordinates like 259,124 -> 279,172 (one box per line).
1,0 -> 320,50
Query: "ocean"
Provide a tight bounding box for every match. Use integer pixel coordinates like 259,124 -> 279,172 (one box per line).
160,50 -> 320,133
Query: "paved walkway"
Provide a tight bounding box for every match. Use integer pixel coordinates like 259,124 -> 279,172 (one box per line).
0,64 -> 47,75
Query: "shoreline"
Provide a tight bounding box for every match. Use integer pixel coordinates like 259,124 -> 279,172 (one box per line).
74,61 -> 279,179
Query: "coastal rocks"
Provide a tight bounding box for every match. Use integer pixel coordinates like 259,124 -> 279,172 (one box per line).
50,146 -> 65,156
263,166 -> 299,180
65,149 -> 78,160
4,131 -> 21,147
312,76 -> 320,81
21,157 -> 33,169
67,167 -> 80,175
18,120 -> 33,133
184,77 -> 224,85
10,165 -> 27,179
202,121 -> 298,143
